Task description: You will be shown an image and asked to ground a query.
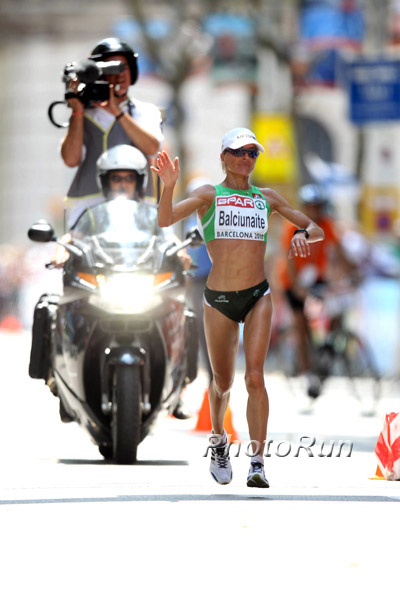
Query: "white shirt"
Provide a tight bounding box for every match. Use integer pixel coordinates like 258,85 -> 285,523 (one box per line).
81,97 -> 164,160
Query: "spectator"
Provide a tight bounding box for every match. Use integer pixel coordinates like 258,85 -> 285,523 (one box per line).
277,184 -> 358,396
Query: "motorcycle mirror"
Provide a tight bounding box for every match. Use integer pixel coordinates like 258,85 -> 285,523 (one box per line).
185,227 -> 203,248
28,221 -> 56,243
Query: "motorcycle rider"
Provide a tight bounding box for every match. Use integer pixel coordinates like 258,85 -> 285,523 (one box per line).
53,144 -> 190,268
34,144 -> 192,419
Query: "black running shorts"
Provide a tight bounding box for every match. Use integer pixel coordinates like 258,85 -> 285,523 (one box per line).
203,280 -> 270,323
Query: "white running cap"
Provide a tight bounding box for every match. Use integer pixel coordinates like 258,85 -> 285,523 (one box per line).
221,127 -> 264,153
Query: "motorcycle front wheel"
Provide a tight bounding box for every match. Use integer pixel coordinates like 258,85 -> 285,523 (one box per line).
111,365 -> 142,464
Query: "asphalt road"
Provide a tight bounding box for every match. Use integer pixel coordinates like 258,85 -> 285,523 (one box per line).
1,331 -> 400,600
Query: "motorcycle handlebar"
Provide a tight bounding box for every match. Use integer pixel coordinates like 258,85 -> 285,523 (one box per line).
165,237 -> 192,258
60,242 -> 84,259
165,228 -> 203,258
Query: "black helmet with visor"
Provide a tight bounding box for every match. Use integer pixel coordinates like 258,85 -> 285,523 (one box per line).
89,37 -> 139,85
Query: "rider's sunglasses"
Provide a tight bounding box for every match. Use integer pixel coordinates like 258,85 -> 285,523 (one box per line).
109,173 -> 137,184
224,147 -> 259,159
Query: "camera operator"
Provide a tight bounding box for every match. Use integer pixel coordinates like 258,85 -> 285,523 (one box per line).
61,37 -> 164,227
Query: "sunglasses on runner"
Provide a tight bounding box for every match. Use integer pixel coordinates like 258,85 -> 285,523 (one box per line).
223,147 -> 259,159
109,173 -> 137,184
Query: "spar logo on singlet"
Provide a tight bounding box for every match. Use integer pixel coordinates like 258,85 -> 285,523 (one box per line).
253,194 -> 266,210
215,194 -> 267,240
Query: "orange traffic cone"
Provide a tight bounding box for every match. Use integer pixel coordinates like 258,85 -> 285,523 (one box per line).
193,389 -> 212,432
223,405 -> 240,442
193,388 -> 240,442
369,464 -> 386,480
0,315 -> 23,332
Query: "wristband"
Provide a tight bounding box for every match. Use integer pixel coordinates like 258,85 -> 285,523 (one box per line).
72,111 -> 84,116
293,228 -> 309,239
116,112 -> 124,120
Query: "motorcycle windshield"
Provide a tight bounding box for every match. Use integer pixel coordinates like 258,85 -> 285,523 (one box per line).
71,198 -> 167,268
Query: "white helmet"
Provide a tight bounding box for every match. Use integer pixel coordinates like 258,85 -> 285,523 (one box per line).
96,144 -> 148,199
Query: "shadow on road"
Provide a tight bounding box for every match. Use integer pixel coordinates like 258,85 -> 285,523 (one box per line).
57,459 -> 189,467
2,492 -> 399,506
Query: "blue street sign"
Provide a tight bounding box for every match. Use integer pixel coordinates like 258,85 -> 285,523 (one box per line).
347,58 -> 400,123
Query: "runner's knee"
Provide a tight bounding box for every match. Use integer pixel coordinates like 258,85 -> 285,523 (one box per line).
213,374 -> 233,397
244,369 -> 265,395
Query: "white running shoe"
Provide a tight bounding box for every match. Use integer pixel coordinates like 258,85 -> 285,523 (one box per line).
209,431 -> 232,485
247,461 -> 269,488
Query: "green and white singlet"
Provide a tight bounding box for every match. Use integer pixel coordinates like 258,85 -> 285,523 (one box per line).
197,184 -> 270,243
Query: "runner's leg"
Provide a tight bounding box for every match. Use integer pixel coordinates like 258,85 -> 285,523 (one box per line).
242,294 -> 273,456
203,303 -> 239,435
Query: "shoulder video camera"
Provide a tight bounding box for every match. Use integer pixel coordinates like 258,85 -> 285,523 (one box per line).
63,59 -> 124,106
48,58 -> 124,128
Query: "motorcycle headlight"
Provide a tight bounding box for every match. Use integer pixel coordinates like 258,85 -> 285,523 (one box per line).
92,273 -> 157,313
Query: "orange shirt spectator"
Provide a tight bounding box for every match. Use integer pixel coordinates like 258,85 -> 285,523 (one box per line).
279,216 -> 340,290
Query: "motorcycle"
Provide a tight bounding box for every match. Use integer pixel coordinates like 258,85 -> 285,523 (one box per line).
28,198 -> 201,464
